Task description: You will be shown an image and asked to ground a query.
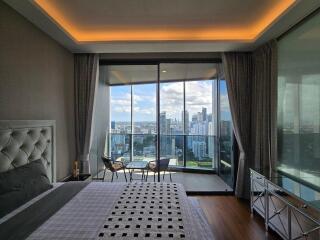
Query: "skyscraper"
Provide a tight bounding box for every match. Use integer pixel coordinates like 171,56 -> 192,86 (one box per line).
192,141 -> 206,160
160,112 -> 166,133
221,121 -> 231,137
160,111 -> 173,156
182,110 -> 189,134
202,107 -> 207,121
208,122 -> 215,158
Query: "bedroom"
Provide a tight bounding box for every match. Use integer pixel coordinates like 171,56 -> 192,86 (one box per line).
0,0 -> 320,239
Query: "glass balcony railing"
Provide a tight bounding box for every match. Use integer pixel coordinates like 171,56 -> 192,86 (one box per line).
159,135 -> 184,167
185,135 -> 216,169
110,133 -> 131,163
133,134 -> 157,162
109,133 -> 218,170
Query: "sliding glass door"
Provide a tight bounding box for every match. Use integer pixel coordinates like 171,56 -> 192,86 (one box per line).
159,81 -> 184,167
107,63 -> 233,176
109,65 -> 158,164
132,84 -> 157,162
110,85 -> 132,162
159,63 -> 219,170
218,79 -> 234,187
185,79 -> 216,169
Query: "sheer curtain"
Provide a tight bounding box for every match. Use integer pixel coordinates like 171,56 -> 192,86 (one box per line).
74,54 -> 99,174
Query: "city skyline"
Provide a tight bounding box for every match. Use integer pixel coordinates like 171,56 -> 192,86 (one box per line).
110,106 -> 232,168
109,80 -> 233,169
110,80 -> 232,122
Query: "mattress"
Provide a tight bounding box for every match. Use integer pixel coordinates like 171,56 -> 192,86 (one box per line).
0,182 -> 214,240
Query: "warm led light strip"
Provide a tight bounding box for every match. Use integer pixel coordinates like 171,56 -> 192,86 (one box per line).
33,0 -> 296,42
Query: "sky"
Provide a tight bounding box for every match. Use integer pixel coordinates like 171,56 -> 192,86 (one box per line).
110,80 -> 231,122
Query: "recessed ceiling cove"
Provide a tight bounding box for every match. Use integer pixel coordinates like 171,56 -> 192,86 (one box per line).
32,0 -> 296,42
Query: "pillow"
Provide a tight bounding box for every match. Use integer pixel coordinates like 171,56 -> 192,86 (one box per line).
0,159 -> 53,218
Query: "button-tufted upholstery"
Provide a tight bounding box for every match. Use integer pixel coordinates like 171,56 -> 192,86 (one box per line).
0,121 -> 55,182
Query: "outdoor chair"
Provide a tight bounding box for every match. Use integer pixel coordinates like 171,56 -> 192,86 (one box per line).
101,156 -> 127,182
146,158 -> 172,182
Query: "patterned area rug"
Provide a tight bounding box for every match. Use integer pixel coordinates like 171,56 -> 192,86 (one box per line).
97,182 -> 187,239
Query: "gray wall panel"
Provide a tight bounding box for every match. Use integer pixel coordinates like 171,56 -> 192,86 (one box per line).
0,2 -> 75,180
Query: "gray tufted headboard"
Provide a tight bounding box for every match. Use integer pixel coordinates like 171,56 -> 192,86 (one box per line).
0,120 -> 56,182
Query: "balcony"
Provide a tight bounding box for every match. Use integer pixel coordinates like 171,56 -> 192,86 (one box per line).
110,133 -> 219,170
92,63 -> 235,192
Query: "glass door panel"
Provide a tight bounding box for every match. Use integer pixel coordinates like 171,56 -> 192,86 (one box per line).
159,80 -> 184,167
108,65 -> 157,165
185,80 -> 216,169
185,135 -> 215,168
106,63 -> 234,187
218,80 -> 234,187
159,63 -> 219,171
110,85 -> 132,162
132,83 -> 157,162
132,134 -> 156,161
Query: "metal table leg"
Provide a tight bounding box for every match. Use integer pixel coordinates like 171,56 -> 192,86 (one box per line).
129,169 -> 133,182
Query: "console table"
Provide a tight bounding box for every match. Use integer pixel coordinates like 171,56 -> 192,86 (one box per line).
250,168 -> 320,240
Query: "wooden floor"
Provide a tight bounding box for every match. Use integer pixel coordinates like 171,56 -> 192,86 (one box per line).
191,196 -> 281,240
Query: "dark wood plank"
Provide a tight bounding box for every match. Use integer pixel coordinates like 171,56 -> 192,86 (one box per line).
191,196 -> 281,240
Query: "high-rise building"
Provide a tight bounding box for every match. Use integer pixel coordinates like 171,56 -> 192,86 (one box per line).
160,112 -> 166,133
166,119 -> 171,134
192,114 -> 197,122
111,134 -> 126,156
208,122 -> 215,158
197,112 -> 202,122
202,107 -> 207,121
160,111 -> 174,156
182,110 -> 189,134
192,141 -> 206,160
221,121 -> 231,137
191,122 -> 207,135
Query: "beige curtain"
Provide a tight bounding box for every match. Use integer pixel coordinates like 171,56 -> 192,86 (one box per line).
222,52 -> 253,198
252,41 -> 278,173
74,54 -> 99,174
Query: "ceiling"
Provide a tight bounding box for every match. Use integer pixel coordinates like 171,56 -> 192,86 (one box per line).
4,0 -> 320,53
106,63 -> 218,85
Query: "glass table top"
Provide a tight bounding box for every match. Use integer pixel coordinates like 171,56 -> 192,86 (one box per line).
251,168 -> 320,211
126,161 -> 149,169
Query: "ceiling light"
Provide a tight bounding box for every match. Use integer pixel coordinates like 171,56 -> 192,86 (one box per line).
162,70 -> 167,73
33,0 -> 296,42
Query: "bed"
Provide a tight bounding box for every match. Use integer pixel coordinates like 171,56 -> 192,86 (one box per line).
0,120 -> 214,240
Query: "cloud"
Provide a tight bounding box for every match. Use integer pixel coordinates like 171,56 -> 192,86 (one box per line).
160,81 -> 215,118
133,107 -> 155,116
111,91 -> 157,121
160,82 -> 184,119
111,93 -> 131,114
111,81 -> 231,121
